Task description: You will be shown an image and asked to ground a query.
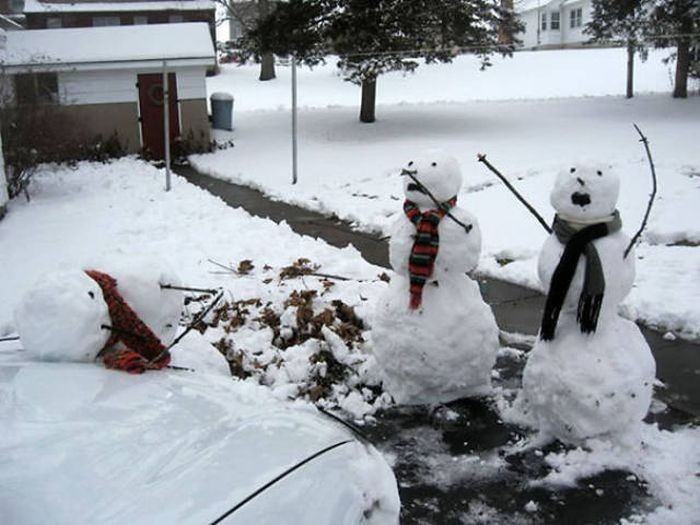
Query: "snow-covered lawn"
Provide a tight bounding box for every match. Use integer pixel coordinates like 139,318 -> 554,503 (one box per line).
192,47 -> 700,340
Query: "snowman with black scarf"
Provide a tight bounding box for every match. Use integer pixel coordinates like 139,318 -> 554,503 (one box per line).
372,150 -> 499,406
515,163 -> 656,442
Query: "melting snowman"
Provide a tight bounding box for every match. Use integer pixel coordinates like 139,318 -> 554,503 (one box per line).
372,151 -> 499,405
14,259 -> 184,370
515,164 -> 656,441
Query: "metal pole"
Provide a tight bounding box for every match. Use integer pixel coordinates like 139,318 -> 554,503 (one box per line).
291,55 -> 298,185
0,125 -> 8,219
162,60 -> 171,192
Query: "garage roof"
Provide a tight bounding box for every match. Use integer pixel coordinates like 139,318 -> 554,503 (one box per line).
1,22 -> 215,71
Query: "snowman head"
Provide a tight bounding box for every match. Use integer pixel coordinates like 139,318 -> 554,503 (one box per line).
550,164 -> 619,222
402,150 -> 463,209
14,271 -> 111,362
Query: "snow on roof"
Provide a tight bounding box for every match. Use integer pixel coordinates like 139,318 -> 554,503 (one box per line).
1,22 -> 214,68
514,0 -> 562,13
23,0 -> 215,14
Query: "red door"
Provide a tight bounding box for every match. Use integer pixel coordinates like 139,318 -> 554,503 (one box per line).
137,73 -> 180,160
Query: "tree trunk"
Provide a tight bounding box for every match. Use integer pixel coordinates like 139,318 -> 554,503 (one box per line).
257,0 -> 276,81
360,77 -> 377,123
673,37 -> 690,98
259,52 -> 276,81
626,39 -> 635,99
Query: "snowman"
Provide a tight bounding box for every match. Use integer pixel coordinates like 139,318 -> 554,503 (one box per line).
515,164 -> 656,442
372,150 -> 499,405
14,258 -> 184,372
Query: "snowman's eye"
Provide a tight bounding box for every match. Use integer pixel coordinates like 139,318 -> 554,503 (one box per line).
88,291 -> 95,299
570,167 -> 576,173
431,162 -> 437,167
408,161 -> 413,167
597,170 -> 603,176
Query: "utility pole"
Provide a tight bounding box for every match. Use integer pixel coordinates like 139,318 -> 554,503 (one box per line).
0,126 -> 7,220
162,60 -> 171,192
291,55 -> 298,185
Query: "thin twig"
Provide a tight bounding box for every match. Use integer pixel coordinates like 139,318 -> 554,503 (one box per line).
477,154 -> 552,234
149,290 -> 225,365
0,335 -> 21,343
624,124 -> 658,259
161,284 -> 218,294
310,272 -> 351,281
207,258 -> 237,273
400,169 -> 473,234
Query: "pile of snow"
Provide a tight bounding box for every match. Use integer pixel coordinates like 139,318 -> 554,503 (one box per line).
0,158 -> 390,419
536,424 -> 700,525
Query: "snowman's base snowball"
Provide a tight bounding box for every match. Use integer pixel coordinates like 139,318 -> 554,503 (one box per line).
372,274 -> 499,405
14,271 -> 111,362
517,314 -> 656,442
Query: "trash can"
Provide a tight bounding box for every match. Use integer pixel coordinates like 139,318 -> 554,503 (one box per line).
210,92 -> 234,131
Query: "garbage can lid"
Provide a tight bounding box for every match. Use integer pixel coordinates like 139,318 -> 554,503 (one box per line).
211,92 -> 234,101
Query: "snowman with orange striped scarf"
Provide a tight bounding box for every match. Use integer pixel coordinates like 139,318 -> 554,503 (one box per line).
372,150 -> 499,406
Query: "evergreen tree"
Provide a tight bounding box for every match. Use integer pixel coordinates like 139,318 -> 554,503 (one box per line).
586,0 -> 651,98
218,0 -> 278,81
243,0 -> 521,122
648,0 -> 699,98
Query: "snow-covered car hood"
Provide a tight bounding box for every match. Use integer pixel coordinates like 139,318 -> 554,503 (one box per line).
0,349 -> 400,524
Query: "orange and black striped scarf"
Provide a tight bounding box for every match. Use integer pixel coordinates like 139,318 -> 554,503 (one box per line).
404,196 -> 457,310
86,270 -> 170,374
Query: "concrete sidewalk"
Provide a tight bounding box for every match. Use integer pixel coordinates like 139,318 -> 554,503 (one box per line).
176,165 -> 699,416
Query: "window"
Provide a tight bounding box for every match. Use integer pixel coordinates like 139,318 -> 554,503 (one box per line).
550,12 -> 560,30
46,17 -> 62,28
93,16 -> 121,26
133,15 -> 148,24
570,7 -> 582,28
540,12 -> 547,31
169,14 -> 184,23
14,73 -> 59,105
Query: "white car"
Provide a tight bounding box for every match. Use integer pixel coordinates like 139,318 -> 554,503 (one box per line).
0,343 -> 400,524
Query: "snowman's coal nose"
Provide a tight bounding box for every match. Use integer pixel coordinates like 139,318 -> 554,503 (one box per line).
407,183 -> 426,194
571,192 -> 591,207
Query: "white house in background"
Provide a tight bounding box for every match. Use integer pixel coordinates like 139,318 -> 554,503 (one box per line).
516,0 -> 593,49
1,22 -> 215,158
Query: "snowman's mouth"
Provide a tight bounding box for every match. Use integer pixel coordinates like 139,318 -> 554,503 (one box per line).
571,192 -> 591,207
407,183 -> 427,194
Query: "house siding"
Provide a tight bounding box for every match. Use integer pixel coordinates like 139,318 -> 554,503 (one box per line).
57,66 -> 207,106
518,0 -> 594,49
60,101 -> 141,152
179,98 -> 210,146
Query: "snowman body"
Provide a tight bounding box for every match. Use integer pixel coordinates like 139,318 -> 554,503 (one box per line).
518,165 -> 656,441
372,152 -> 499,405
